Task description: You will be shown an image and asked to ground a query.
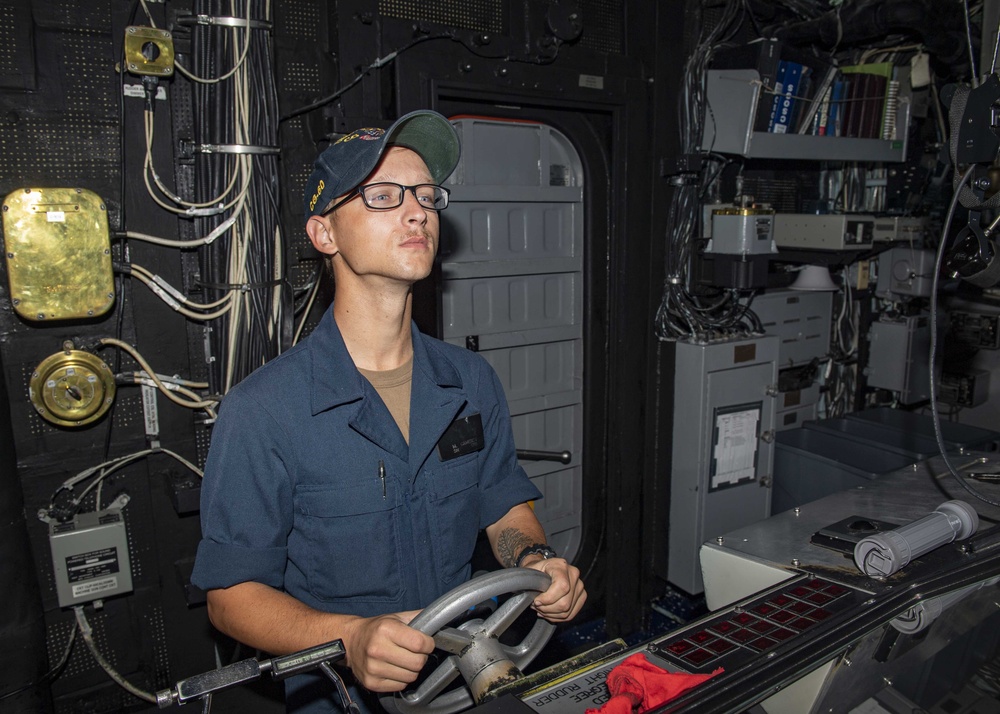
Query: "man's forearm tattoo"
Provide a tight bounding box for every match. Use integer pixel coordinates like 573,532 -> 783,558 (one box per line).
496,528 -> 534,568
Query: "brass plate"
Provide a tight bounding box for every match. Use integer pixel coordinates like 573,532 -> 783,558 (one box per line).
124,26 -> 175,76
2,187 -> 114,321
29,349 -> 116,427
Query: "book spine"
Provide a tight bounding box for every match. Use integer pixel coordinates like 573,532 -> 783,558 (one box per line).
797,65 -> 838,136
772,61 -> 802,134
882,79 -> 900,139
816,85 -> 833,136
827,79 -> 845,136
767,61 -> 790,132
755,39 -> 782,131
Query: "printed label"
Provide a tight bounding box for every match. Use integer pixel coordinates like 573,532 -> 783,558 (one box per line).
526,664 -> 614,710
66,547 -> 120,583
72,576 -> 119,599
123,83 -> 167,100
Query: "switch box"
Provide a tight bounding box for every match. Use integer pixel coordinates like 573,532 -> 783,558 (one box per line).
663,335 -> 778,594
773,213 -> 874,250
939,370 -> 990,407
49,509 -> 133,608
866,315 -> 935,404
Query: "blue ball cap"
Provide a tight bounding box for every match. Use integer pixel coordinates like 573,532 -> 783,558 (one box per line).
303,109 -> 461,220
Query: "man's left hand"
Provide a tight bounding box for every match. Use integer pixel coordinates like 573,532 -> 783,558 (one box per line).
522,557 -> 586,622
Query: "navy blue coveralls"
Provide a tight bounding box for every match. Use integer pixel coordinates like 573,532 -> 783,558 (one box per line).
192,308 -> 541,712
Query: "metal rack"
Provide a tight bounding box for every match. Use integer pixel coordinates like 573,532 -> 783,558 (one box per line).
701,69 -> 911,162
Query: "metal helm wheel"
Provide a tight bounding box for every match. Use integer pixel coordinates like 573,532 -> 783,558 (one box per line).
379,568 -> 556,714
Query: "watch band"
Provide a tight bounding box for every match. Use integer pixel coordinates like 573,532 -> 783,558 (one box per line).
515,543 -> 558,568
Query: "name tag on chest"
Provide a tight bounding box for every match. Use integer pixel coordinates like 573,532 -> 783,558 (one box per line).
437,414 -> 484,461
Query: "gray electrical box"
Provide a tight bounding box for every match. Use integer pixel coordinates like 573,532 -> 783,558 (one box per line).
666,335 -> 778,594
866,315 -> 935,404
871,215 -> 928,243
49,509 -> 133,608
875,246 -> 935,298
773,213 -> 875,250
776,383 -> 820,432
706,207 -> 776,256
754,289 -> 833,367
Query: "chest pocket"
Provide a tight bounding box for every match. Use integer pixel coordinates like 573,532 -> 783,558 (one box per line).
292,483 -> 403,605
425,454 -> 481,588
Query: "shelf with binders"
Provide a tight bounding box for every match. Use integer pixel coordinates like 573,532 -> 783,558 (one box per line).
700,69 -> 911,162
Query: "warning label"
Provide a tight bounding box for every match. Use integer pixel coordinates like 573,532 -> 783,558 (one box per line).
72,576 -> 119,599
66,547 -> 120,584
525,664 -> 615,710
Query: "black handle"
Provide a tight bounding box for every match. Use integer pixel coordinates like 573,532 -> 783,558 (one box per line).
516,449 -> 572,464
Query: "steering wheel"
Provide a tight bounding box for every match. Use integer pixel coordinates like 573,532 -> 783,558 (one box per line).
379,568 -> 556,714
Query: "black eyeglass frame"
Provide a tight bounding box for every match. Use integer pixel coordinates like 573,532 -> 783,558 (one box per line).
320,182 -> 451,217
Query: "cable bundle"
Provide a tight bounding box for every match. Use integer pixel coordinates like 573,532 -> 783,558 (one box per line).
185,0 -> 287,393
655,0 -> 762,341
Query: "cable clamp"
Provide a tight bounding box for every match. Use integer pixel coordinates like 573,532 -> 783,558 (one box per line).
108,493 -> 131,510
135,372 -> 182,392
184,204 -> 227,217
667,174 -> 699,186
666,275 -> 682,285
203,215 -> 237,244
181,14 -> 273,30
148,275 -> 185,310
196,143 -> 281,155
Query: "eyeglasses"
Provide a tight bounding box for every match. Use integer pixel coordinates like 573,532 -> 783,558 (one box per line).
321,182 -> 450,216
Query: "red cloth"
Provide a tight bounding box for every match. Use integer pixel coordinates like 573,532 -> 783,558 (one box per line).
585,652 -> 723,714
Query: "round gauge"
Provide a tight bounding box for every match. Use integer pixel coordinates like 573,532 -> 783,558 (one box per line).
29,349 -> 116,427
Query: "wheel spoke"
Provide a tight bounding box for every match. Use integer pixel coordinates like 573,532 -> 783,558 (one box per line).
502,620 -> 557,666
482,591 -> 534,637
434,627 -> 474,655
403,656 -> 460,706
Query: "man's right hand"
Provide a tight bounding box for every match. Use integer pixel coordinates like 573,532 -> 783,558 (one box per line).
341,611 -> 436,692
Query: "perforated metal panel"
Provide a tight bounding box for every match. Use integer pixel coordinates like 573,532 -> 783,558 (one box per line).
36,0 -> 113,32
280,0 -> 323,38
0,12 -> 119,188
379,0 -> 505,34
578,0 -> 624,54
0,0 -> 36,89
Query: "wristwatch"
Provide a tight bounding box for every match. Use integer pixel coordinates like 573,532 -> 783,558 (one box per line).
515,543 -> 558,567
